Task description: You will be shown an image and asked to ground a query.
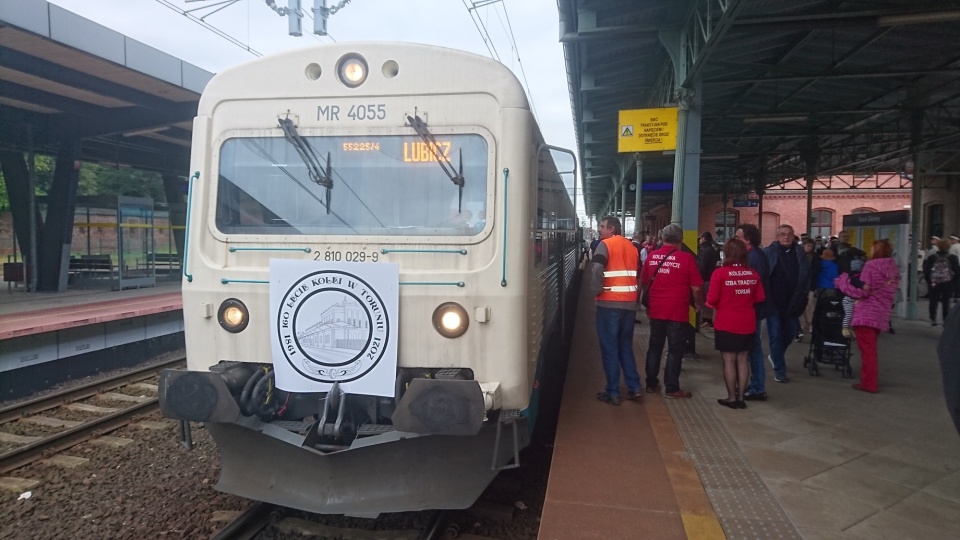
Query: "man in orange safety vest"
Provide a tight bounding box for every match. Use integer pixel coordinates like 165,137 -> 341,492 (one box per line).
590,215 -> 643,406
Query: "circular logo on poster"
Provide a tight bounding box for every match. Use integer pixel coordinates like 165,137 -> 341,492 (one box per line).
275,270 -> 389,383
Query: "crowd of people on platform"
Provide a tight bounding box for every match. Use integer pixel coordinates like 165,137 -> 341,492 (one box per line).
583,214 -> 960,410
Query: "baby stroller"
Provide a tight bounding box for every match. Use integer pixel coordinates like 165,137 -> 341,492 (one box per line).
802,290 -> 853,378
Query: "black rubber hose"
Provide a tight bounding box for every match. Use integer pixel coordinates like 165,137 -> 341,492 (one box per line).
252,370 -> 278,419
239,369 -> 265,416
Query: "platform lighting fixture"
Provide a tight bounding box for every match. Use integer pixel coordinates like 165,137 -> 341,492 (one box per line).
877,10 -> 960,26
742,115 -> 808,124
702,154 -> 741,161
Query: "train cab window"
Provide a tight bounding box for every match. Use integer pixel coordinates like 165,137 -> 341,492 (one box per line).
215,135 -> 488,236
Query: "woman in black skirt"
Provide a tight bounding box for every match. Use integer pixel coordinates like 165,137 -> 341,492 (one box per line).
705,239 -> 766,409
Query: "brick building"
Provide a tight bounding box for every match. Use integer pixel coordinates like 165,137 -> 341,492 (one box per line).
642,176 -> 916,245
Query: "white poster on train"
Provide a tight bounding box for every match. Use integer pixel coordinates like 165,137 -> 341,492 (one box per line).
269,259 -> 399,396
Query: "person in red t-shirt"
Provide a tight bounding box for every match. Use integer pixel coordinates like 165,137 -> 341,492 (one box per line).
640,224 -> 704,398
706,238 -> 766,410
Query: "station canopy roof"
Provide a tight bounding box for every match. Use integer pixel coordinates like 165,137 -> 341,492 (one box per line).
0,0 -> 212,175
558,0 -> 960,217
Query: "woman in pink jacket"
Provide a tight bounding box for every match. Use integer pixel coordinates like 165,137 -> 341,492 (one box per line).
835,239 -> 901,393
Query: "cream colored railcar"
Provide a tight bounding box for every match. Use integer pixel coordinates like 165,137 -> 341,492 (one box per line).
159,43 -> 577,516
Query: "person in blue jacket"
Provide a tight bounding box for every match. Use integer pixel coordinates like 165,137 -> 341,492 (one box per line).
816,248 -> 839,292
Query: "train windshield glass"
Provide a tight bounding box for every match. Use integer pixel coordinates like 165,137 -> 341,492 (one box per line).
215,135 -> 488,236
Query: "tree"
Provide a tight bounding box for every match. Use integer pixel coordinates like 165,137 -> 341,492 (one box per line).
88,164 -> 165,201
0,154 -> 167,211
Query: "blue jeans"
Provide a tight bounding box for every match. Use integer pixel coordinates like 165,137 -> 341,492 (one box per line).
595,307 -> 641,397
766,310 -> 798,379
645,319 -> 687,393
747,318 -> 766,394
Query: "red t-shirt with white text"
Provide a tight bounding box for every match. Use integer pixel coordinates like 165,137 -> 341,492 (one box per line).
705,264 -> 766,334
641,246 -> 703,322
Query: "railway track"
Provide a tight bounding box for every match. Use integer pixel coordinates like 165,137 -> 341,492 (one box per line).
0,357 -> 184,474
210,504 -> 455,540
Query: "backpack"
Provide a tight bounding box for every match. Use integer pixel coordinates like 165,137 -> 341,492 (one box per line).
930,254 -> 955,286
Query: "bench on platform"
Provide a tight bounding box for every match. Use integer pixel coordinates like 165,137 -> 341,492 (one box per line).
138,253 -> 182,275
69,255 -> 115,285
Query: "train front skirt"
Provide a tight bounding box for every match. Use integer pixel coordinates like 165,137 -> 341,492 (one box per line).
158,367 -> 529,516
209,412 -> 528,517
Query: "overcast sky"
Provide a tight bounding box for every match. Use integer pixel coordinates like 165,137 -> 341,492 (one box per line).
46,0 -> 583,215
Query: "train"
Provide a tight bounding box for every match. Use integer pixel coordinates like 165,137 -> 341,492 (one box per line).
158,42 -> 579,516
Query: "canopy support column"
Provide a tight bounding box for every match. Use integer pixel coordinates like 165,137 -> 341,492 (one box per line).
907,108 -> 924,320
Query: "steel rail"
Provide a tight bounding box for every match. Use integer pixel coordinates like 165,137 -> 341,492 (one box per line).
209,505 -> 451,540
0,356 -> 184,424
209,502 -> 277,540
0,399 -> 160,474
419,510 -> 453,540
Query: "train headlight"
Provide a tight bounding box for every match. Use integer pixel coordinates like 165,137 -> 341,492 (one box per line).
432,302 -> 469,339
218,298 -> 249,333
337,54 -> 368,88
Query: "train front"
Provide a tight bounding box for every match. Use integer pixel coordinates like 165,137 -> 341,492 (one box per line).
157,44 -> 536,516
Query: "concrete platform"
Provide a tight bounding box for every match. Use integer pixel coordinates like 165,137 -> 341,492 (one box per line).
0,282 -> 181,339
541,278 -> 959,539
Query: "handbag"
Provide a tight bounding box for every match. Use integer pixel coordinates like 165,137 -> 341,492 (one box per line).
641,249 -> 676,308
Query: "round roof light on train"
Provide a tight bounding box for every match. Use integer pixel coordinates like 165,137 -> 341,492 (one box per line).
305,62 -> 322,81
381,60 -> 399,78
218,298 -> 249,333
432,302 -> 469,339
337,54 -> 368,88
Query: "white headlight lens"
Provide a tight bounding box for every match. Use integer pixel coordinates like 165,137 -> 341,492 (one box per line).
432,302 -> 469,338
441,311 -> 462,331
223,306 -> 245,326
338,55 -> 368,87
218,299 -> 249,333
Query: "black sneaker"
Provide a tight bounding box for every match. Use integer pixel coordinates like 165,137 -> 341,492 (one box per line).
743,391 -> 767,401
627,390 -> 643,401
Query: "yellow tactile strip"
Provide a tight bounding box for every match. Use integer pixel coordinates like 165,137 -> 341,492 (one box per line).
664,394 -> 803,539
647,394 -> 727,539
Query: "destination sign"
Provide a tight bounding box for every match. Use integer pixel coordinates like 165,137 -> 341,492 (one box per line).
338,140 -> 457,163
403,141 -> 453,163
618,108 -> 679,153
342,142 -> 381,152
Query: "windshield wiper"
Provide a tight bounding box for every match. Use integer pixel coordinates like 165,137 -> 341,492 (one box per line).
278,117 -> 333,214
406,114 -> 465,212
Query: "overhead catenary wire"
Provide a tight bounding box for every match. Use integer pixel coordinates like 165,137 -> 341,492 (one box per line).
462,1 -> 540,125
498,2 -> 539,124
154,0 -> 262,56
183,0 -> 240,20
160,0 -> 336,57
462,0 -> 500,62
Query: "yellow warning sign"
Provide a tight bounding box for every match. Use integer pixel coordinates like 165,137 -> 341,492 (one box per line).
618,108 -> 678,152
